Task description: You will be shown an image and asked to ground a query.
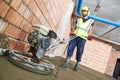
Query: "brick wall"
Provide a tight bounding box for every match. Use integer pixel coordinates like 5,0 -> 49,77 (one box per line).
71,38 -> 113,74
0,0 -> 73,51
83,39 -> 113,73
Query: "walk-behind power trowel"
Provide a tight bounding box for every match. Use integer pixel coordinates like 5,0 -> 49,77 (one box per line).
0,24 -> 58,75
0,24 -> 77,75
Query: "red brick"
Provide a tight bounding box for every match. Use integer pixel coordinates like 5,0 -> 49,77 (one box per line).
24,43 -> 30,51
9,39 -> 18,49
34,7 -> 42,20
23,8 -> 31,20
18,30 -> 26,41
49,9 -> 57,26
14,42 -> 25,51
40,5 -> 53,25
42,0 -> 48,5
23,0 -> 29,5
42,8 -> 48,18
28,13 -> 34,23
38,1 -> 44,11
35,0 -> 42,6
5,0 -> 11,3
46,15 -> 54,28
52,8 -> 58,24
20,19 -> 31,32
0,0 -> 2,4
40,15 -> 45,24
20,19 -> 27,29
0,1 -> 10,18
24,33 -> 29,43
39,1 -> 49,19
5,24 -> 16,37
6,9 -> 23,27
45,1 -> 51,11
53,0 -> 58,9
12,28 -> 21,39
28,0 -> 36,11
44,21 -> 50,29
24,31 -> 33,43
17,2 -> 26,15
23,26 -> 33,43
11,28 -> 26,41
10,0 -> 22,10
32,16 -> 40,24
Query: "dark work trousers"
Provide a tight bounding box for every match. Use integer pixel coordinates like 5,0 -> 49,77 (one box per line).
67,37 -> 86,62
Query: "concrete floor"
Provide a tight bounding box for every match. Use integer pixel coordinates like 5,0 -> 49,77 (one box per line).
0,56 -> 117,80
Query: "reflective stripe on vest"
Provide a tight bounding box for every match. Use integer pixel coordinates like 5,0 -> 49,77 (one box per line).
74,18 -> 94,40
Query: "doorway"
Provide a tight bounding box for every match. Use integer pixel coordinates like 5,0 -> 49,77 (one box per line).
113,59 -> 120,79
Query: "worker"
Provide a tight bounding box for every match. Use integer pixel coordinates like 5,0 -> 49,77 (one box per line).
61,6 -> 94,72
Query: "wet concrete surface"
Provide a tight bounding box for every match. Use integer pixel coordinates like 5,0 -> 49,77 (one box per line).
0,56 -> 117,80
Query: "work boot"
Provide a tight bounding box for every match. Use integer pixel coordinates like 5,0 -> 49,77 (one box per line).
73,62 -> 80,72
61,56 -> 70,68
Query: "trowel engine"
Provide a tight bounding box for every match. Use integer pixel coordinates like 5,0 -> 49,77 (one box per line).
28,30 -> 57,60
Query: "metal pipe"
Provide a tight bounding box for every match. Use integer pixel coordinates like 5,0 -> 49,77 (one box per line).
98,27 -> 117,38
93,34 -> 120,46
77,0 -> 83,15
99,19 -> 120,38
88,15 -> 120,27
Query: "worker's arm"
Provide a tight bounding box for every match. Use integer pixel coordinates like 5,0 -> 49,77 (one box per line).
69,26 -> 76,36
88,26 -> 92,36
69,19 -> 77,36
87,26 -> 93,40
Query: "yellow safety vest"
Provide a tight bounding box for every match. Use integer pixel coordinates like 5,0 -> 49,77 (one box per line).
74,18 -> 94,40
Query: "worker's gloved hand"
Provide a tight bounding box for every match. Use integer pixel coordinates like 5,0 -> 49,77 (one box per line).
87,36 -> 93,41
69,27 -> 76,36
69,32 -> 75,36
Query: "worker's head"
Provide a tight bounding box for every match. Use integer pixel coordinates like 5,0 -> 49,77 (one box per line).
81,6 -> 90,17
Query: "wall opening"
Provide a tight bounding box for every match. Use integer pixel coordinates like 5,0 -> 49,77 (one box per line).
113,58 -> 120,79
